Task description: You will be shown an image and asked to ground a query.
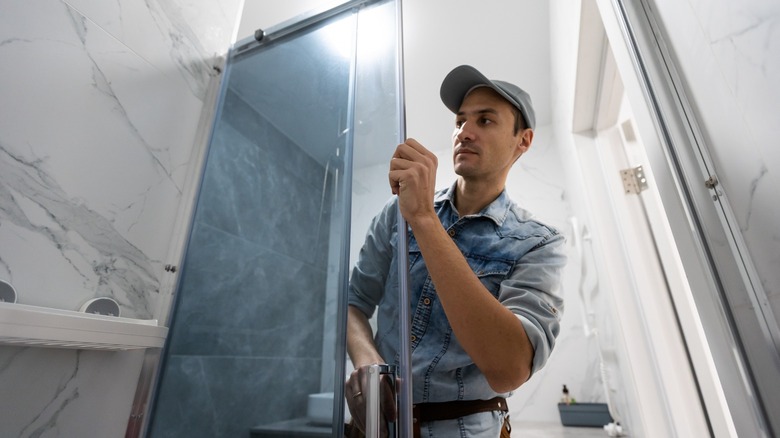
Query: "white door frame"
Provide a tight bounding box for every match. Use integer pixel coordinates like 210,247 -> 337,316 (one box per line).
568,0 -> 738,436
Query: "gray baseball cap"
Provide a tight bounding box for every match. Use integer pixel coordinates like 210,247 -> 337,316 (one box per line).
440,65 -> 536,129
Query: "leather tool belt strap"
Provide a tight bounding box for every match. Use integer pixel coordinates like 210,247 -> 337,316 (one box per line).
412,397 -> 508,438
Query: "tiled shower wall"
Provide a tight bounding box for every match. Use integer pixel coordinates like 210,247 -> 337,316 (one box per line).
148,89 -> 334,437
651,0 -> 780,350
0,0 -> 241,435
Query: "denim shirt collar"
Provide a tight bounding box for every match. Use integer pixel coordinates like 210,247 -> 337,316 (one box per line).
434,181 -> 511,226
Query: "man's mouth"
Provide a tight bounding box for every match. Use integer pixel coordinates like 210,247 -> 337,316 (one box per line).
455,145 -> 478,155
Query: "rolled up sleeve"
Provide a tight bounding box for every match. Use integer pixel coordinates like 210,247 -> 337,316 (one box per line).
348,198 -> 397,318
499,232 -> 567,375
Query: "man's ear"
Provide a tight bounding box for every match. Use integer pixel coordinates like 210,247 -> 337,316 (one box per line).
517,129 -> 534,153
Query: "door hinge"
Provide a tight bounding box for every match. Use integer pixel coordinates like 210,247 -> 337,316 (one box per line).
620,166 -> 648,194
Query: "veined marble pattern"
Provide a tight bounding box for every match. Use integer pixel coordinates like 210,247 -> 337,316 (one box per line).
0,0 -> 240,435
653,0 -> 780,307
0,346 -> 147,437
700,1 -> 780,309
0,0 -> 240,318
65,0 -> 241,99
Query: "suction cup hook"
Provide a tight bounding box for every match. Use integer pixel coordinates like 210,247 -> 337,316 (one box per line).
80,297 -> 121,317
0,279 -> 17,303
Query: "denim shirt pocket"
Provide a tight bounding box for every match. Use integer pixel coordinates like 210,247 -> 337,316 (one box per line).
465,254 -> 514,297
406,236 -> 426,313
407,232 -> 422,268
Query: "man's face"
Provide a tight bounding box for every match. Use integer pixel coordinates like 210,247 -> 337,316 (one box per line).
451,87 -> 530,181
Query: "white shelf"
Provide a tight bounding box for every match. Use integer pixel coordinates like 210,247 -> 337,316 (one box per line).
0,302 -> 168,351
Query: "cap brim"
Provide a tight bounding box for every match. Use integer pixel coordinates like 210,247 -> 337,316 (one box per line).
440,65 -> 497,114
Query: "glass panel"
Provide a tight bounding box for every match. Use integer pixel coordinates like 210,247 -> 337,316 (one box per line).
147,10 -> 358,438
349,0 -> 411,435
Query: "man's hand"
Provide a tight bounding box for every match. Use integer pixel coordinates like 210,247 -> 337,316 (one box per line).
388,138 -> 438,225
345,365 -> 397,437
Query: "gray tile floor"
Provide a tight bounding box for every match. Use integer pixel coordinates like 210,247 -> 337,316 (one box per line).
512,422 -> 614,437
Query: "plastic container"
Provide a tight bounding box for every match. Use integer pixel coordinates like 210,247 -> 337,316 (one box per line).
558,402 -> 613,427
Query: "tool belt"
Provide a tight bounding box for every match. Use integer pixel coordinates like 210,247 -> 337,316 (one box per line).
413,397 -> 510,438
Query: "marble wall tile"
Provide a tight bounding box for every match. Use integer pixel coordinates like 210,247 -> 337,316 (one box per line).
0,346 -> 146,437
168,222 -> 327,358
197,116 -> 329,265
150,355 -> 322,437
222,89 -> 326,190
651,0 -> 780,307
0,0 -> 241,434
150,81 -> 340,435
0,0 -> 238,318
0,0 -> 239,318
65,0 -> 241,99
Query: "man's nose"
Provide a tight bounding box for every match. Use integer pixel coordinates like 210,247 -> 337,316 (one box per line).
455,122 -> 475,142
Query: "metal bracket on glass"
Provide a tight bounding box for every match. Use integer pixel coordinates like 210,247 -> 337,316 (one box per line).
365,364 -> 397,438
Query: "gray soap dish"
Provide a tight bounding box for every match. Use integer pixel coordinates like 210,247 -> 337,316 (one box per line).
0,280 -> 17,303
80,297 -> 121,317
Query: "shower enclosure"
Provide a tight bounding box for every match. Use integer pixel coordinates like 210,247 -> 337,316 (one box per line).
145,1 -> 406,436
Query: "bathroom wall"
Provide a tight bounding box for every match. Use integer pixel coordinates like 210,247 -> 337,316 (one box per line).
0,0 -> 242,435
645,0 -> 780,430
650,0 -> 780,365
549,0 -> 780,434
148,89 -> 334,437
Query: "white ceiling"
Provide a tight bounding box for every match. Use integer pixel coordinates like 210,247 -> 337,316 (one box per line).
233,0 -> 552,168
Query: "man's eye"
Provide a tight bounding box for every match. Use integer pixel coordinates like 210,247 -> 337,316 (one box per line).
455,120 -> 464,128
479,117 -> 492,125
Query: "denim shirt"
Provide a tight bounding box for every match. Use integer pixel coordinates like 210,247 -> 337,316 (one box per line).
349,183 -> 566,406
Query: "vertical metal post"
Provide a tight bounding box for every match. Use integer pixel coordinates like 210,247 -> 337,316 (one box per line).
394,0 -> 414,437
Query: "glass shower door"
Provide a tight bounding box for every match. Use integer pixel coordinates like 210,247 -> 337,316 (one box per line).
145,1 -> 405,437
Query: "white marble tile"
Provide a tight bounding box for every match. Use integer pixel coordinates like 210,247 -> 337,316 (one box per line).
0,0 -> 238,318
0,4 -> 197,317
696,2 -> 780,303
65,0 -> 241,99
0,346 -> 146,438
654,0 -> 780,305
0,0 -> 240,435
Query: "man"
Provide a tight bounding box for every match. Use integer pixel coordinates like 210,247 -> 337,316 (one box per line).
345,65 -> 566,437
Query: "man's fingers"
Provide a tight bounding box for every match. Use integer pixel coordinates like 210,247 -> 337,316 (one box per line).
381,376 -> 398,421
346,366 -> 399,437
345,369 -> 368,432
403,137 -> 425,152
392,138 -> 431,161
